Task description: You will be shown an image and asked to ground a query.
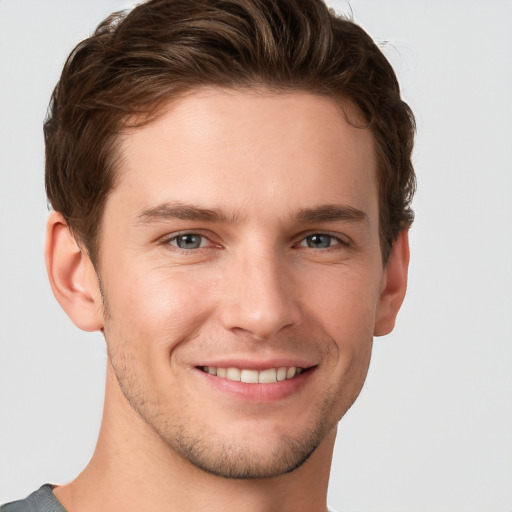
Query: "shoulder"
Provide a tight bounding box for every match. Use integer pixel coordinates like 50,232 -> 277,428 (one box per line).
0,485 -> 67,512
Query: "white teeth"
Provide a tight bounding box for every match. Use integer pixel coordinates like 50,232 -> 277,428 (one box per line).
226,367 -> 241,381
203,365 -> 304,383
258,368 -> 277,383
241,369 -> 259,383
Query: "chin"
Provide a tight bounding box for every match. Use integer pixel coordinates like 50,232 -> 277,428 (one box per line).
169,423 -> 327,479
154,397 -> 342,480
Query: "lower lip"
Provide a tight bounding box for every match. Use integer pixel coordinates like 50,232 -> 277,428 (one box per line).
194,368 -> 314,403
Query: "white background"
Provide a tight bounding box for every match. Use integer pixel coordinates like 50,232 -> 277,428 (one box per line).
1,1 -> 511,511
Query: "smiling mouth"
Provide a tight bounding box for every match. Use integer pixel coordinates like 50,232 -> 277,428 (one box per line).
199,366 -> 309,384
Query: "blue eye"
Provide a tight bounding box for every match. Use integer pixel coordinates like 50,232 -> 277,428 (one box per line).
170,233 -> 205,250
301,234 -> 341,249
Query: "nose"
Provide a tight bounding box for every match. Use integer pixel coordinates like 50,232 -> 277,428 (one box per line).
218,245 -> 302,340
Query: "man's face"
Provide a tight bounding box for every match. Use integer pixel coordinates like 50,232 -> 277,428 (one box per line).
96,88 -> 388,478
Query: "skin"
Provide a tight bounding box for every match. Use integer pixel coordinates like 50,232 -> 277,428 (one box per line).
46,88 -> 409,512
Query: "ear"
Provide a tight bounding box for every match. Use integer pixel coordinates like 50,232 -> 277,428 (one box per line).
45,212 -> 104,331
374,229 -> 410,337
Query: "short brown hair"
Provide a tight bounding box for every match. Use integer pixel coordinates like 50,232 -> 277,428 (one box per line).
44,0 -> 415,264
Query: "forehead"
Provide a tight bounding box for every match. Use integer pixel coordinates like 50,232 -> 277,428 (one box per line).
112,88 -> 378,222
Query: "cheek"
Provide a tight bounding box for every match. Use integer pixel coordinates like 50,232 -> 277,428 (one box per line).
300,264 -> 379,394
102,262 -> 219,356
304,265 -> 381,338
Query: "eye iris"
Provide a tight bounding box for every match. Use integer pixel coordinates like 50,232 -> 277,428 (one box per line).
177,234 -> 202,249
307,234 -> 332,248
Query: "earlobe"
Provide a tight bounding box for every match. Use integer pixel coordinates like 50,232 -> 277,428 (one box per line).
374,230 -> 410,337
45,212 -> 104,332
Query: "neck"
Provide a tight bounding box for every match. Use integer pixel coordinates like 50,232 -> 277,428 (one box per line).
54,366 -> 335,512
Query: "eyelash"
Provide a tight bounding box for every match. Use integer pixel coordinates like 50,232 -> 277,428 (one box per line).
162,232 -> 351,251
296,233 -> 350,250
163,232 -> 216,251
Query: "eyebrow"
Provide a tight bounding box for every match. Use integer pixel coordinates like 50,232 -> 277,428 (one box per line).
296,204 -> 369,224
136,202 -> 240,225
136,202 -> 368,225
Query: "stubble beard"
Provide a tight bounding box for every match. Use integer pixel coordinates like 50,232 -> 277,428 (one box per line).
106,336 -> 342,480
100,282 -> 360,480
110,350 -> 336,479
167,409 -> 331,479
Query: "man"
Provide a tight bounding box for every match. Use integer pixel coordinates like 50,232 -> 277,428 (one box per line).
1,0 -> 415,510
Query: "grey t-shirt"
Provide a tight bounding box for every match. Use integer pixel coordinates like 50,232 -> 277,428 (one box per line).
0,485 -> 66,512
